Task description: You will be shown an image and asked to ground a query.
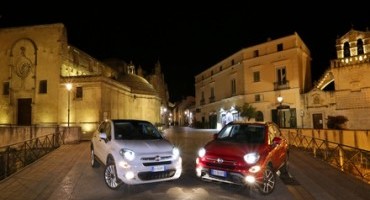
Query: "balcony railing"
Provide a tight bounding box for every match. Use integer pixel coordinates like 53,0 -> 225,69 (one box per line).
200,99 -> 205,105
274,80 -> 289,90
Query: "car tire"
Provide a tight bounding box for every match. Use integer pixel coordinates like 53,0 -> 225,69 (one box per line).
90,147 -> 99,168
104,160 -> 122,190
258,165 -> 276,195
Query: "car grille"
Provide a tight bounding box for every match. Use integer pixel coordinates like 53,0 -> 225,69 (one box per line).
204,157 -> 237,170
138,170 -> 176,181
141,155 -> 172,161
141,155 -> 172,166
142,161 -> 171,166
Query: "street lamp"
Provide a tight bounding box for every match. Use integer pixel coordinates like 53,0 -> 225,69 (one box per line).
277,96 -> 283,127
66,83 -> 72,127
300,110 -> 304,128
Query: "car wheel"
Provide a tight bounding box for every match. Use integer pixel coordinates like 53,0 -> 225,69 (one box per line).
104,161 -> 122,190
258,166 -> 276,195
90,147 -> 99,168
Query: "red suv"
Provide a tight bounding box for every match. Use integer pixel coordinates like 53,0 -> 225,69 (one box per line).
195,121 -> 289,195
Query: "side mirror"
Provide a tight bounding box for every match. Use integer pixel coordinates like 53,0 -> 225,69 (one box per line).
272,137 -> 282,145
213,133 -> 218,140
99,132 -> 107,140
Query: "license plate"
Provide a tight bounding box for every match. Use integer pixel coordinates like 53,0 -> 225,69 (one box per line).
152,165 -> 165,172
210,169 -> 226,177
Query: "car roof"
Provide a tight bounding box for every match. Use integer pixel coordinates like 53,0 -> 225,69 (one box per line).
227,121 -> 277,126
109,119 -> 151,123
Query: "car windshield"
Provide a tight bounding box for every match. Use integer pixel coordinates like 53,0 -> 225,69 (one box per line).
113,121 -> 163,140
217,124 -> 265,144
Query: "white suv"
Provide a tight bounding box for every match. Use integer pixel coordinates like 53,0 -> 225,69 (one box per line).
90,119 -> 182,189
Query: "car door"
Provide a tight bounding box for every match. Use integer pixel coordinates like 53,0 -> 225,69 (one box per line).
94,121 -> 112,164
269,124 -> 287,168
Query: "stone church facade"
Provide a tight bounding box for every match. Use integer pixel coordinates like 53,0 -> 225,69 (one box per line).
307,28 -> 370,129
0,23 -> 165,138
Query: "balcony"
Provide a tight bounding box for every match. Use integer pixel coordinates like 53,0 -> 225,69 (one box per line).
274,80 -> 289,90
200,99 -> 205,105
209,96 -> 215,103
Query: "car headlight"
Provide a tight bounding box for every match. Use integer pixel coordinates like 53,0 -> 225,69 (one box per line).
244,153 -> 260,164
198,148 -> 206,157
172,147 -> 180,158
120,149 -> 135,161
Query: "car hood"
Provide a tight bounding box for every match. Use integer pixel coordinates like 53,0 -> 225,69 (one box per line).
113,139 -> 174,153
204,140 -> 267,158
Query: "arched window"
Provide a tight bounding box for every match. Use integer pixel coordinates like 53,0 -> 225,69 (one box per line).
344,42 -> 351,57
357,39 -> 364,55
255,111 -> 264,121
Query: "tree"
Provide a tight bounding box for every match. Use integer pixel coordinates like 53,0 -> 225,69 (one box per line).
327,115 -> 348,129
239,103 -> 257,121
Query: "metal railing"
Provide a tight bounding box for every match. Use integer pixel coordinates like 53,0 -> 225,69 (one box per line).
282,130 -> 370,184
0,132 -> 63,180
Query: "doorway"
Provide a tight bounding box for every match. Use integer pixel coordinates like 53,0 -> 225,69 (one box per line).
312,113 -> 323,129
17,98 -> 32,125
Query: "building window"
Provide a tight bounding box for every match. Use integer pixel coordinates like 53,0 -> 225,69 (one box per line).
200,91 -> 205,105
357,39 -> 364,55
209,87 -> 215,103
76,87 -> 83,99
344,42 -> 351,57
255,94 -> 261,102
255,111 -> 264,121
220,66 -> 222,71
231,59 -> 235,65
3,82 -> 9,95
39,80 -> 47,94
231,79 -> 236,95
253,50 -> 259,57
277,43 -> 283,51
253,71 -> 260,82
277,67 -> 286,85
211,70 -> 213,76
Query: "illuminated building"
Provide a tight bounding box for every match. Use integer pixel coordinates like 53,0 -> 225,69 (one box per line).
0,23 -> 164,139
195,33 -> 311,129
308,28 -> 370,129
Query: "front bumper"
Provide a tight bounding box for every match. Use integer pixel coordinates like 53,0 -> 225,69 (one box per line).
116,157 -> 182,185
195,165 -> 261,186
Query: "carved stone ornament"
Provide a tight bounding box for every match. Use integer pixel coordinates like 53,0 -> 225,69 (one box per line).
15,56 -> 32,79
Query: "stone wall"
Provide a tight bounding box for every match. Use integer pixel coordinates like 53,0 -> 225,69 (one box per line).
0,126 -> 81,147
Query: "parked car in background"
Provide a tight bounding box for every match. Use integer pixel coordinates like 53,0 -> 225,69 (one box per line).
195,121 -> 289,195
91,119 -> 182,189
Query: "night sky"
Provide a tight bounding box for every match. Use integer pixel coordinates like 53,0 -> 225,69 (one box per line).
1,3 -> 369,102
